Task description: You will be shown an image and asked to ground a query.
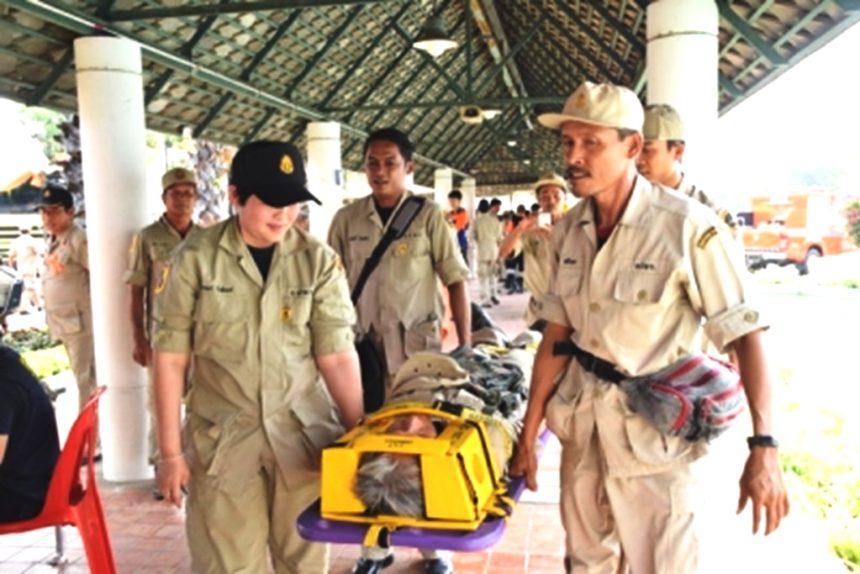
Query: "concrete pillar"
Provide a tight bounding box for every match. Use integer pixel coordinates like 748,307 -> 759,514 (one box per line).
460,176 -> 477,274
305,122 -> 344,240
646,0 -> 719,185
74,37 -> 150,481
433,168 -> 453,208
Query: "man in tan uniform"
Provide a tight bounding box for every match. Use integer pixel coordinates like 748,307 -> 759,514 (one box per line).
328,127 -> 470,574
40,186 -> 96,415
124,167 -> 201,474
498,173 -> 568,330
152,141 -> 363,574
469,198 -> 503,308
511,82 -> 789,573
637,103 -> 736,229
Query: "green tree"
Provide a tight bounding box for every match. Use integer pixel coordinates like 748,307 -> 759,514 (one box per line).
845,200 -> 860,247
17,106 -> 66,161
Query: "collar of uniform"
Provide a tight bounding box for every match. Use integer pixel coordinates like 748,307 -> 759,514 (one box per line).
158,213 -> 184,239
614,175 -> 655,229
217,216 -> 308,257
361,190 -> 414,228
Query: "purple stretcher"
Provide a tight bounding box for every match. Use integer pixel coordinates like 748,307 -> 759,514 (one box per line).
297,429 -> 550,552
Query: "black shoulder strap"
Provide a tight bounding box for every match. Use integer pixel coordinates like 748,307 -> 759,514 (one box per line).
351,196 -> 427,305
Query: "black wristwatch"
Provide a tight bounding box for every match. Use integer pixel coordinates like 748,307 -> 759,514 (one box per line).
747,435 -> 779,449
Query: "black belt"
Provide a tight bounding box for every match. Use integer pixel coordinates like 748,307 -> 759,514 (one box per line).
552,340 -> 626,384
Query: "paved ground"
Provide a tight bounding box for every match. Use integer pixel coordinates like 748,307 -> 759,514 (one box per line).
0,280 -> 849,573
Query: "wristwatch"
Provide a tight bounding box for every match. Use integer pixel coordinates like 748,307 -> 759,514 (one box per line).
747,435 -> 779,449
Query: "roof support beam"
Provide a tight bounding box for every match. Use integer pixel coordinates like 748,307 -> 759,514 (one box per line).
718,72 -> 742,98
469,0 -> 533,129
462,113 -> 523,171
506,1 -> 591,85
716,0 -> 787,67
107,0 -> 391,22
340,0 -> 457,126
27,46 -> 74,106
325,96 -> 567,113
834,0 -> 860,11
469,4 -> 550,100
586,1 -> 643,53
144,5 -> 225,104
554,2 -> 635,79
391,21 -> 466,100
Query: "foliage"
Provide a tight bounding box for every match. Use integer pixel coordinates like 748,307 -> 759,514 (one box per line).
20,345 -> 69,380
780,373 -> 860,571
845,200 -> 860,247
17,106 -> 66,161
54,114 -> 84,200
192,139 -> 232,220
1,327 -> 59,353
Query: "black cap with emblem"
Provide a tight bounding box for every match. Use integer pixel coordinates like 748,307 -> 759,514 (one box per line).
229,141 -> 321,208
39,185 -> 74,210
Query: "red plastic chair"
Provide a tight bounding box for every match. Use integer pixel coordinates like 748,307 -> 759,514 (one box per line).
0,386 -> 116,573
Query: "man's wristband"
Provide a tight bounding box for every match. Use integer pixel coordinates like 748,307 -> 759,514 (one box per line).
747,435 -> 779,449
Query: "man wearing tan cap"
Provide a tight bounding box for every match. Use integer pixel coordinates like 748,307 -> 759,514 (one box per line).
637,103 -> 736,228
511,81 -> 788,573
152,142 -> 362,573
124,167 -> 202,484
498,173 -> 569,330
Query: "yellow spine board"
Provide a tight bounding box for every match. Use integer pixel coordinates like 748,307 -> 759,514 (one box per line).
320,401 -> 513,531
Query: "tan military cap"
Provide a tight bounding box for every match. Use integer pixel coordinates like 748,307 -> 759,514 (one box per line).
161,167 -> 197,192
539,81 -> 644,132
533,173 -> 568,194
643,104 -> 685,141
392,352 -> 468,390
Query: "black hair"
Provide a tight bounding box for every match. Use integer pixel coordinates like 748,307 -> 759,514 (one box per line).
477,199 -> 490,213
490,198 -> 502,207
363,128 -> 415,162
448,189 -> 463,200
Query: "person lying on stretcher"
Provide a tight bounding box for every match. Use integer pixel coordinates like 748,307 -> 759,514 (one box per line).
353,326 -> 539,520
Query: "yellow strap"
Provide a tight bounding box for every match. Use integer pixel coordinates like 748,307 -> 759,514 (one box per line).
362,524 -> 393,548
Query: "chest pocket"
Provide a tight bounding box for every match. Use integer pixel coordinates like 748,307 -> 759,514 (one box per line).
388,235 -> 431,287
613,269 -> 670,305
281,290 -> 313,349
194,292 -> 248,362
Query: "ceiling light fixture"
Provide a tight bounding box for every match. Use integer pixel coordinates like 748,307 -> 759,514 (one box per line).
413,14 -> 458,58
507,140 -> 517,147
482,108 -> 502,120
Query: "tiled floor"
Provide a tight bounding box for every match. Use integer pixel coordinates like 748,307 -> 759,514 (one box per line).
0,285 -> 845,573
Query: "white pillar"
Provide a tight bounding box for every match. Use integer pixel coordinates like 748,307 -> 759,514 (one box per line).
305,122 -> 344,240
647,0 -> 719,185
74,37 -> 150,481
433,168 -> 453,208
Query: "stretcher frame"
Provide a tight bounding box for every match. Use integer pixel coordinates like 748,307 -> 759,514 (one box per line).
297,429 -> 551,551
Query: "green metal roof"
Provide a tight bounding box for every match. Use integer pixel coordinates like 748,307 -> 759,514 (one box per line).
1,0 -> 858,192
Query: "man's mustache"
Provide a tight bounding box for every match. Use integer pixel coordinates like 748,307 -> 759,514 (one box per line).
565,166 -> 588,180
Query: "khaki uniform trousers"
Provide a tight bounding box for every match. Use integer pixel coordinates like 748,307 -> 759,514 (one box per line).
60,328 -> 96,413
477,260 -> 497,304
186,440 -> 328,574
560,430 -> 699,574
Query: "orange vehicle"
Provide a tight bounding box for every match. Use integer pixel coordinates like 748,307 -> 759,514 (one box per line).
739,191 -> 856,274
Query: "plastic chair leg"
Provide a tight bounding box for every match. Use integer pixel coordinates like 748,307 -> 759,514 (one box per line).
47,526 -> 68,566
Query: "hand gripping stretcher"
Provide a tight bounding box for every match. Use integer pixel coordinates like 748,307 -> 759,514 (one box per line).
297,401 -> 550,551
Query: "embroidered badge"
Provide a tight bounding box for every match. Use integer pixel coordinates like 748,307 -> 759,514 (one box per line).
280,154 -> 294,174
154,264 -> 171,295
573,90 -> 588,110
281,306 -> 293,323
395,243 -> 409,256
696,226 -> 718,249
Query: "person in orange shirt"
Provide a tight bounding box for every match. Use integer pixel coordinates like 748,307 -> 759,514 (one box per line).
447,189 -> 470,266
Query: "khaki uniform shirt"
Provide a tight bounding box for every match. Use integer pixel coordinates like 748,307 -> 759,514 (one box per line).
42,223 -> 91,339
678,176 -> 736,230
123,214 -> 201,337
510,229 -> 553,323
540,177 -> 764,477
328,193 -> 469,374
469,213 -> 503,262
152,218 -> 355,493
